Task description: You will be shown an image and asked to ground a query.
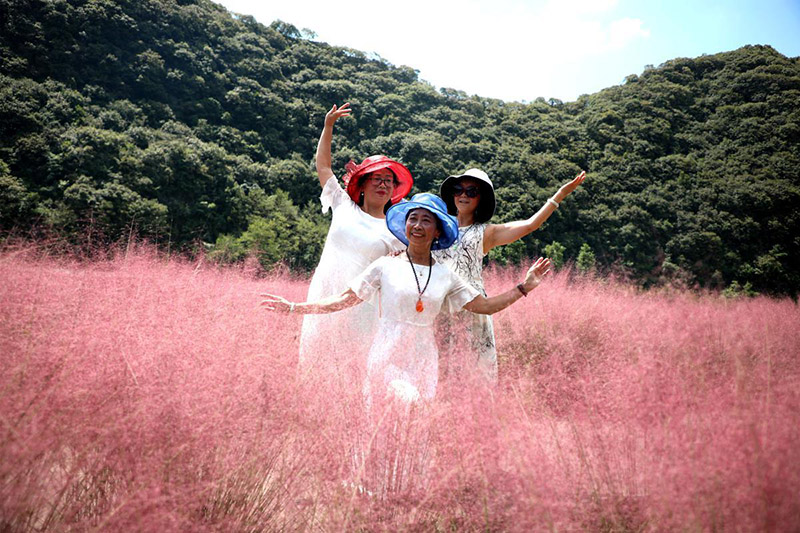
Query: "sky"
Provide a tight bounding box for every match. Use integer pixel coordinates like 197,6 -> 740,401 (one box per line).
215,0 -> 800,103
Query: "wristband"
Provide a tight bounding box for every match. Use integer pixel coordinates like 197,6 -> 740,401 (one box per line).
516,283 -> 529,297
547,197 -> 559,209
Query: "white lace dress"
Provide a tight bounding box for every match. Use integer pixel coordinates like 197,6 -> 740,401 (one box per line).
349,255 -> 480,401
298,177 -> 404,383
432,223 -> 498,381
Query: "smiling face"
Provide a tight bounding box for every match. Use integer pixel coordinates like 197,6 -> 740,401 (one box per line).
361,168 -> 397,206
451,177 -> 481,216
405,208 -> 442,248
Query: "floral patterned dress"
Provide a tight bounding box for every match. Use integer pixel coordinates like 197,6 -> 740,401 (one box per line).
432,223 -> 498,381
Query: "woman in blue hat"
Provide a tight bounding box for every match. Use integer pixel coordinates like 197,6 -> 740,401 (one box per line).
433,168 -> 586,382
262,193 -> 552,402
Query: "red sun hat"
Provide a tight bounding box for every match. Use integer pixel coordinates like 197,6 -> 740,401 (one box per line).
342,155 -> 414,205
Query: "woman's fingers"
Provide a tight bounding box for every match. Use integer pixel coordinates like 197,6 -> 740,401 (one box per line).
560,171 -> 587,196
260,293 -> 290,312
540,258 -> 552,273
259,292 -> 283,299
325,102 -> 352,124
529,257 -> 552,278
331,102 -> 351,115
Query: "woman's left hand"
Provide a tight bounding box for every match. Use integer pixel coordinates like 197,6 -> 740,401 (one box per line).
260,294 -> 295,313
522,257 -> 552,291
555,171 -> 587,201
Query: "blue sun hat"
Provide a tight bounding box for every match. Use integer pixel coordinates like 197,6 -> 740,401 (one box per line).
386,193 -> 459,250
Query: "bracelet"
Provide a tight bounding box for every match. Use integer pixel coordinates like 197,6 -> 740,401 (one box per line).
289,302 -> 296,313
547,197 -> 560,209
516,283 -> 529,297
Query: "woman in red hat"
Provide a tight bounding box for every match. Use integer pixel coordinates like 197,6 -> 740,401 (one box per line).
298,103 -> 414,388
433,168 -> 586,382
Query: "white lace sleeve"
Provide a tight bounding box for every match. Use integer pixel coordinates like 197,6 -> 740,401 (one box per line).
320,175 -> 349,214
348,257 -> 384,304
443,270 -> 481,313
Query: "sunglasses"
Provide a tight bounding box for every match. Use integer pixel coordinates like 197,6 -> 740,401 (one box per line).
453,185 -> 480,198
367,177 -> 395,187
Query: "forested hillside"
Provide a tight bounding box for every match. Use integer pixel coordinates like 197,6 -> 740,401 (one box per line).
1,0 -> 798,295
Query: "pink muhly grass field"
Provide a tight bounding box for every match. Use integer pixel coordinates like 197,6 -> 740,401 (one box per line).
1,245 -> 799,531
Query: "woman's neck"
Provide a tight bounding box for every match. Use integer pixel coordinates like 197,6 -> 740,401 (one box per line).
361,200 -> 386,219
406,244 -> 432,265
457,210 -> 476,227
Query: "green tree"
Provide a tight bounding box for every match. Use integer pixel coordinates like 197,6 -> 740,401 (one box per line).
544,241 -> 566,269
576,243 -> 596,273
0,160 -> 34,227
0,2 -> 798,295
211,190 -> 326,271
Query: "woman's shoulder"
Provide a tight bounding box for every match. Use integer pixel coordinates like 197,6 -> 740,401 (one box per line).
458,223 -> 488,249
433,257 -> 459,278
321,174 -> 356,213
368,253 -> 398,270
435,259 -> 476,292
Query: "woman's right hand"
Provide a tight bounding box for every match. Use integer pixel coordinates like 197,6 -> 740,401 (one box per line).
324,102 -> 352,129
260,293 -> 295,313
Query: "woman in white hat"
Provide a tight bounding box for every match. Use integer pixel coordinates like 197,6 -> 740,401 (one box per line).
262,193 -> 552,402
299,103 -> 414,386
433,168 -> 586,381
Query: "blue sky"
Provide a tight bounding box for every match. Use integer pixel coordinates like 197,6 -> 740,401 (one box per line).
215,0 -> 800,102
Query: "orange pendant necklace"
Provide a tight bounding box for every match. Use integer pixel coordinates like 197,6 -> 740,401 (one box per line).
407,250 -> 432,313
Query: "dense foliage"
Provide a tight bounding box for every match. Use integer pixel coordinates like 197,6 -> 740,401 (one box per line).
1,0 -> 799,295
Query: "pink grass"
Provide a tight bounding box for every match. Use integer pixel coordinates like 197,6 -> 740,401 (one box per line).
1,246 -> 799,531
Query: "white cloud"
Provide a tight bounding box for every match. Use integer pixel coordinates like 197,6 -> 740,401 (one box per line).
214,0 -> 651,102
544,0 -> 619,16
607,18 -> 651,50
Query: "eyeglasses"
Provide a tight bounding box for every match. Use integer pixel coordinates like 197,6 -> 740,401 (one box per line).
367,177 -> 395,187
453,185 -> 480,198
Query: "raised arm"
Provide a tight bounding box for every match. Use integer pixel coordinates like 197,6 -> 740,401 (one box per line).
483,171 -> 586,254
463,257 -> 551,315
316,103 -> 352,187
261,288 -> 362,315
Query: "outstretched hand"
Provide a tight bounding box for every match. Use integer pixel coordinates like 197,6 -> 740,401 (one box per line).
556,171 -> 587,200
260,293 -> 295,313
523,257 -> 552,291
324,102 -> 352,128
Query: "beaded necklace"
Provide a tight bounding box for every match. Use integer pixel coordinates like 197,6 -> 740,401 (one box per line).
406,249 -> 432,312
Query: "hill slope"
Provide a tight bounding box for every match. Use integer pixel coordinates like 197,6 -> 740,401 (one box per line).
1,0 -> 798,294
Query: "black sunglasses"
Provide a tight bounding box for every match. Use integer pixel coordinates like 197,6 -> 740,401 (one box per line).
453,185 -> 480,198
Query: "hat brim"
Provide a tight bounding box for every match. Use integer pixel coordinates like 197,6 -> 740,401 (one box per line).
346,159 -> 413,205
385,201 -> 459,251
439,174 -> 496,223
